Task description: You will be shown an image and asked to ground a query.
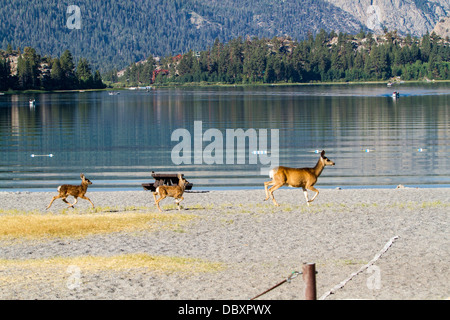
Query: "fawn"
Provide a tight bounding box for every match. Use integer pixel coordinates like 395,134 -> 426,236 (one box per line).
264,150 -> 335,206
152,174 -> 189,212
46,173 -> 94,209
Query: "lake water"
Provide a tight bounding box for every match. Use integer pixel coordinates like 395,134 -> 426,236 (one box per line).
0,83 -> 449,191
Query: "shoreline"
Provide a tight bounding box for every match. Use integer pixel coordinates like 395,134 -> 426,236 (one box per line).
0,188 -> 448,299
1,183 -> 449,193
2,80 -> 449,95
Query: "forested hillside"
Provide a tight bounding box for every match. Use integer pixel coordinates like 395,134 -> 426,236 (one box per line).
116,30 -> 450,85
0,0 -> 364,71
0,47 -> 105,91
1,29 -> 449,91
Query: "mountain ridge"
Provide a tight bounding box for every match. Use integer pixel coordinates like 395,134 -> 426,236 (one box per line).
0,0 -> 448,71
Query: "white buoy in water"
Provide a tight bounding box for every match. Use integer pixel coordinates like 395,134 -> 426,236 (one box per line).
31,154 -> 54,158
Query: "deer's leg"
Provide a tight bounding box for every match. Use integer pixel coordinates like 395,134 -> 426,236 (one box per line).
175,196 -> 184,210
264,180 -> 274,201
60,196 -> 73,207
307,186 -> 319,204
302,188 -> 310,206
46,195 -> 61,209
81,195 -> 94,208
152,192 -> 162,212
69,197 -> 78,208
155,195 -> 165,212
268,183 -> 283,206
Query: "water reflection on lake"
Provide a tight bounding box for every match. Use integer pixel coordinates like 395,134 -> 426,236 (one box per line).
0,83 -> 449,191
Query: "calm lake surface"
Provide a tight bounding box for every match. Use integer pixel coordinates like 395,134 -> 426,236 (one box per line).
0,83 -> 449,191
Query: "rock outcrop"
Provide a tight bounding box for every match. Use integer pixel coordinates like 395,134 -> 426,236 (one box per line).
433,16 -> 450,39
324,0 -> 449,36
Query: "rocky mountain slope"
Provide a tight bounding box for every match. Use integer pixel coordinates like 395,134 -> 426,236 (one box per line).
433,16 -> 450,39
324,0 -> 449,36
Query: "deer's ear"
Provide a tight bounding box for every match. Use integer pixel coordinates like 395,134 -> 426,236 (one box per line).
80,173 -> 85,178
321,150 -> 325,157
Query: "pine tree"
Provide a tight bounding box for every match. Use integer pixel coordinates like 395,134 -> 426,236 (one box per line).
16,49 -> 27,89
142,55 -> 155,84
50,58 -> 63,89
6,43 -> 13,55
24,47 -> 41,89
93,70 -> 105,88
178,50 -> 195,78
421,32 -> 431,62
76,58 -> 94,88
60,50 -> 77,89
0,57 -> 11,90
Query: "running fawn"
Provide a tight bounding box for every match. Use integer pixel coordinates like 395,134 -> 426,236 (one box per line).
46,173 -> 94,209
152,174 -> 189,212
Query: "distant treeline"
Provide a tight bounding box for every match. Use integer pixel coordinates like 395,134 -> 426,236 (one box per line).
0,46 -> 105,91
110,30 -> 450,85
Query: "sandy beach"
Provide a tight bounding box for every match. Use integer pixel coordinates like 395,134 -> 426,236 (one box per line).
0,187 -> 448,300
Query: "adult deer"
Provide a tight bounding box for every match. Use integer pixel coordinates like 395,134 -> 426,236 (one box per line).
46,173 -> 94,209
264,150 -> 335,206
152,174 -> 189,212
